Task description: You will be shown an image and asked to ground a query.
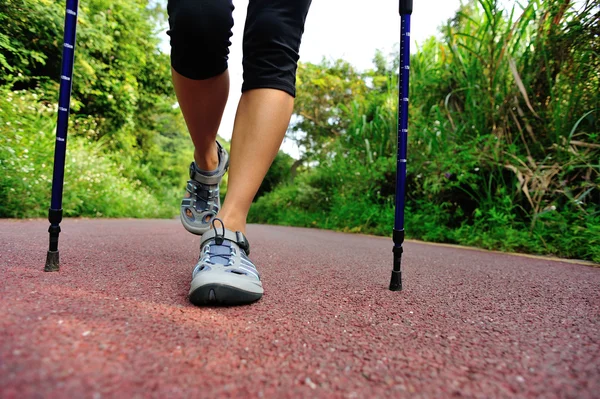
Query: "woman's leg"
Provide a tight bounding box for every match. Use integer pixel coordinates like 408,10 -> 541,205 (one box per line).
168,0 -> 236,235
218,89 -> 293,234
167,0 -> 234,171
171,69 -> 228,171
218,0 -> 312,234
174,0 -> 312,305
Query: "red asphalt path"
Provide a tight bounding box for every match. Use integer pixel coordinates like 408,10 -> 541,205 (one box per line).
1,219 -> 599,398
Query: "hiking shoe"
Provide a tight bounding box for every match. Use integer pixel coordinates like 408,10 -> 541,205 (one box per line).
180,141 -> 229,235
189,218 -> 264,306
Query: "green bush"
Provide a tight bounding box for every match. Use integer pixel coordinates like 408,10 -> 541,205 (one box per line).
0,88 -> 177,218
0,0 -> 192,219
254,151 -> 294,200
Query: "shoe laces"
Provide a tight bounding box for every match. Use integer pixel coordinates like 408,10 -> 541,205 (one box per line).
201,218 -> 236,266
191,180 -> 219,204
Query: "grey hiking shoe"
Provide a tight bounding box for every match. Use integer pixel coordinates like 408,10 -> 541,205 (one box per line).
189,219 -> 264,306
180,141 -> 229,235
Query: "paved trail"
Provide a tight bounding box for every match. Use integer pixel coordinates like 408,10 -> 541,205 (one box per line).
1,219 -> 599,398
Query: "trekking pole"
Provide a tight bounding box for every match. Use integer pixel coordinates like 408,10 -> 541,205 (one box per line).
390,0 -> 412,291
45,0 -> 80,272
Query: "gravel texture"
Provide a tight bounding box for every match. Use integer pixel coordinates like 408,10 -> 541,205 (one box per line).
1,219 -> 599,398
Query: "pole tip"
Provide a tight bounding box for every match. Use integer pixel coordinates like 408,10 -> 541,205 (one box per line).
45,250 -> 60,272
389,270 -> 402,291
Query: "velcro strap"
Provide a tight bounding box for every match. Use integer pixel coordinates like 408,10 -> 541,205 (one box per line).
201,228 -> 251,255
188,142 -> 228,185
189,162 -> 225,185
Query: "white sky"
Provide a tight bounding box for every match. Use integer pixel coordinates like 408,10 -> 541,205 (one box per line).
158,0 -> 463,158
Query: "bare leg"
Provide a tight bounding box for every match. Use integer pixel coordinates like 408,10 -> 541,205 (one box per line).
171,68 -> 229,171
218,88 -> 294,234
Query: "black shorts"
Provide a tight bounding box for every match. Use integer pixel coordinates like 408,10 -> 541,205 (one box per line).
167,0 -> 312,97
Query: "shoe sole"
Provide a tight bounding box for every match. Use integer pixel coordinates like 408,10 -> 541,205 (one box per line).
189,283 -> 263,306
180,212 -> 215,236
189,271 -> 263,306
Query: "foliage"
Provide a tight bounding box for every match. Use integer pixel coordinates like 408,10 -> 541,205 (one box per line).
255,151 -> 294,200
292,59 -> 368,161
0,0 -> 192,218
0,88 -> 176,218
250,0 -> 600,262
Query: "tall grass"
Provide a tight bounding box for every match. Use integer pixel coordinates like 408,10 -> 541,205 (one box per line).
250,0 -> 600,262
405,0 -> 599,233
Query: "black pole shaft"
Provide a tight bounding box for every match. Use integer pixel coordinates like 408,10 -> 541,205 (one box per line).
45,0 -> 79,272
390,0 -> 413,290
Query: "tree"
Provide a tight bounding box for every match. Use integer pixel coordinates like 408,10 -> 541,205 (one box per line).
290,59 -> 368,163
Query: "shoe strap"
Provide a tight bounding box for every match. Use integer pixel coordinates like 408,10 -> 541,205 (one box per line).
186,182 -> 219,200
189,142 -> 228,185
201,227 -> 251,255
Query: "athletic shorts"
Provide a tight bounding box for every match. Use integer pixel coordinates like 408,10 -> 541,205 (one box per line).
167,0 -> 312,97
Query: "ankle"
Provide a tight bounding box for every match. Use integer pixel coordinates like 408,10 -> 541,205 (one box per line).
217,213 -> 247,235
194,142 -> 219,171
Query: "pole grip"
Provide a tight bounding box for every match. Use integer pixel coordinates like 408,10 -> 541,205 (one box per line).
400,0 -> 413,15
